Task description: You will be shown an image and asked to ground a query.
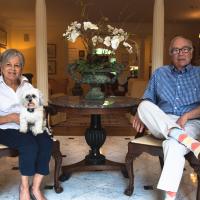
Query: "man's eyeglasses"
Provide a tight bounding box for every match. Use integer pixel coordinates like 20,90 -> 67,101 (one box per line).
170,46 -> 192,55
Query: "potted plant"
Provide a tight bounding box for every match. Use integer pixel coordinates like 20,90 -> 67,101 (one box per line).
63,20 -> 135,99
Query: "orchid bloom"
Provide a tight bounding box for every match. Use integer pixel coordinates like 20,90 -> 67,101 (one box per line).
63,20 -> 134,54
118,28 -> 125,34
111,36 -> 121,50
92,36 -> 104,46
92,36 -> 98,46
123,41 -> 132,48
107,25 -> 114,32
83,22 -> 98,30
112,28 -> 119,35
69,30 -> 80,42
97,36 -> 104,43
72,21 -> 81,29
123,42 -> 133,53
104,36 -> 111,47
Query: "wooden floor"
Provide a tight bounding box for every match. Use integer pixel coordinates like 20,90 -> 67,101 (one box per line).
52,113 -> 137,136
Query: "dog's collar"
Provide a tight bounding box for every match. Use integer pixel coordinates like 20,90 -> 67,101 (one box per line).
27,108 -> 35,113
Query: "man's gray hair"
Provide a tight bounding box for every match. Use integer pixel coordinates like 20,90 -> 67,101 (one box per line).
169,36 -> 193,55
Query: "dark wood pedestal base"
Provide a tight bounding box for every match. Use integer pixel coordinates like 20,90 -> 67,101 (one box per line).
60,114 -> 128,181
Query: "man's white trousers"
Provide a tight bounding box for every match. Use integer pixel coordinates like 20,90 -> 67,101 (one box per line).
137,100 -> 200,192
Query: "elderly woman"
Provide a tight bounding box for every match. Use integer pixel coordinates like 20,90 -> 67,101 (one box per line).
0,49 -> 52,200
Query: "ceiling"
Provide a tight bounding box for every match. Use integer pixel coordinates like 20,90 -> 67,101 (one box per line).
0,0 -> 200,27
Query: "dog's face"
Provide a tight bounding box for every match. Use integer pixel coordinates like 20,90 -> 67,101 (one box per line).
21,88 -> 43,109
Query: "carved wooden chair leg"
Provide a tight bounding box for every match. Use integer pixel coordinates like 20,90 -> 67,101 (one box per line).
185,152 -> 200,200
124,142 -> 141,196
196,175 -> 200,200
158,156 -> 164,169
124,152 -> 134,196
121,164 -> 129,178
191,163 -> 200,200
52,140 -> 63,193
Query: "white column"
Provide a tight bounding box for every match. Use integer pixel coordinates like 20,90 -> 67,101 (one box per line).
152,0 -> 164,71
35,0 -> 48,105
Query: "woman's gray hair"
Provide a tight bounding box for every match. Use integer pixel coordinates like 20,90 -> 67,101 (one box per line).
0,48 -> 25,68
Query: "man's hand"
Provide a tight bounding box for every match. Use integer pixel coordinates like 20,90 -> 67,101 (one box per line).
132,113 -> 145,133
176,106 -> 200,129
176,113 -> 189,129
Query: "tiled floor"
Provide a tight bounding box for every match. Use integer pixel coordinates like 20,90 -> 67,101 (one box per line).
0,136 -> 197,200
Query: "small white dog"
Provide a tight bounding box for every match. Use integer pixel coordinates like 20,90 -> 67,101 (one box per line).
19,88 -> 47,136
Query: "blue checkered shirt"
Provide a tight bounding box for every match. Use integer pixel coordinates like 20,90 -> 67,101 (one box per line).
143,64 -> 200,116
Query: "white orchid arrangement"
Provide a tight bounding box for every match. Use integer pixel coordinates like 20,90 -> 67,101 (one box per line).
64,20 -> 135,80
63,21 -> 133,54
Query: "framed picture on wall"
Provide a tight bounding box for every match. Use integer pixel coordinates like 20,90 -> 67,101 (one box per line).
48,60 -> 56,74
47,44 -> 56,58
0,29 -> 7,47
79,50 -> 85,59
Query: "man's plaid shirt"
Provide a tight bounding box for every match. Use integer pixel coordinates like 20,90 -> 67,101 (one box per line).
143,64 -> 200,116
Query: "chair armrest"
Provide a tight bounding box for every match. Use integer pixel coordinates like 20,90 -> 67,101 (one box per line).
44,105 -> 58,135
135,129 -> 146,139
44,105 -> 57,116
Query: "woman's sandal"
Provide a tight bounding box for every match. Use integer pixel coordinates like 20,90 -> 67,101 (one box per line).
29,186 -> 37,200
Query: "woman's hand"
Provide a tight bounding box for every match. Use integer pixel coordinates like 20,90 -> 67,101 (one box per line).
9,113 -> 20,124
176,113 -> 189,129
0,113 -> 20,125
132,113 -> 145,133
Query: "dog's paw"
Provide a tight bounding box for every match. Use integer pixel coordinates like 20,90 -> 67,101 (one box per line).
44,127 -> 52,135
19,127 -> 28,133
32,127 -> 43,136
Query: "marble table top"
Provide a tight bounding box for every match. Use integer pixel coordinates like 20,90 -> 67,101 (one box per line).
49,96 -> 140,109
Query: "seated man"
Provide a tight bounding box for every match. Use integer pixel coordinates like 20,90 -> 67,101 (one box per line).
132,36 -> 200,200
